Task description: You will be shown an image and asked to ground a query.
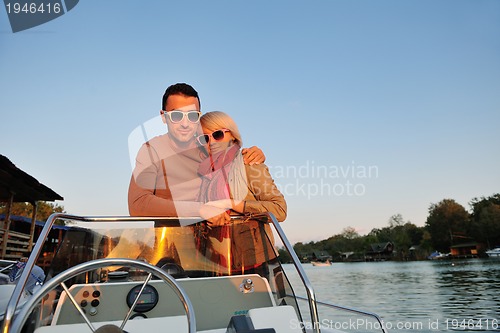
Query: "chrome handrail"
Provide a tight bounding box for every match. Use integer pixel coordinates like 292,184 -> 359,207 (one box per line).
266,213 -> 321,333
0,260 -> 16,274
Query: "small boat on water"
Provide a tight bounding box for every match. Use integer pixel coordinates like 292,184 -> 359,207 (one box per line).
311,260 -> 332,267
486,247 -> 500,257
0,213 -> 387,333
427,251 -> 449,260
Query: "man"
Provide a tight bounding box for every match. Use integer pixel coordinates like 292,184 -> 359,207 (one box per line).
128,83 -> 264,217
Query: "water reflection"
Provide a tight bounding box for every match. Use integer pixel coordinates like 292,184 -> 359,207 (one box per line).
284,259 -> 500,332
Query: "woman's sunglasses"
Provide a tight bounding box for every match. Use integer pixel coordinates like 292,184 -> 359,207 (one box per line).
196,129 -> 230,145
162,110 -> 201,123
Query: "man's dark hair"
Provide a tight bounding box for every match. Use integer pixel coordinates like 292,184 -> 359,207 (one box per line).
162,83 -> 201,111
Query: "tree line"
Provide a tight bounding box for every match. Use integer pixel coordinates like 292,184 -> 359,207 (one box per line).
279,193 -> 500,262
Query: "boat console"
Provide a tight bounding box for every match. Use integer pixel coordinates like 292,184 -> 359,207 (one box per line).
52,275 -> 275,330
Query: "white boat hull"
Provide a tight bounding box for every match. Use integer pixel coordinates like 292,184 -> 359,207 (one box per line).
486,248 -> 500,257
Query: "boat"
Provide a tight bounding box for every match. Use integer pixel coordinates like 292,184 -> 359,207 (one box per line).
485,247 -> 500,257
427,251 -> 449,260
311,260 -> 332,267
0,213 -> 388,333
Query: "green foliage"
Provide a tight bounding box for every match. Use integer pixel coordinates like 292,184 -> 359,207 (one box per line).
419,230 -> 433,251
366,215 -> 421,259
293,241 -> 316,261
289,215 -> 426,262
277,247 -> 292,263
468,194 -> 500,249
341,226 -> 359,239
425,199 -> 470,252
0,201 -> 65,221
388,214 -> 405,228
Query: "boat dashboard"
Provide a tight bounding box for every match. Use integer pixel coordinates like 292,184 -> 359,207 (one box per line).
50,274 -> 275,330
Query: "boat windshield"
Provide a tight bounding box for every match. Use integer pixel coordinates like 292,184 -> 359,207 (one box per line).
44,216 -> 279,279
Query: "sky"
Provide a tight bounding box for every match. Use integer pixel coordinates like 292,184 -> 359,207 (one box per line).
1,0 -> 499,244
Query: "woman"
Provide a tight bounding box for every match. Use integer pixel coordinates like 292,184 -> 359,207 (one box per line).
196,111 -> 286,274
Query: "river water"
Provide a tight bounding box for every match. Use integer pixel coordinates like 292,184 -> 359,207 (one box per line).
282,259 -> 500,332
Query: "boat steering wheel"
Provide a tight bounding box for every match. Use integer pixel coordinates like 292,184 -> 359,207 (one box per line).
9,258 -> 196,333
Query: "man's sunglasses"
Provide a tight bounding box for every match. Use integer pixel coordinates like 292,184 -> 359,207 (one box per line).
196,129 -> 230,145
162,110 -> 201,123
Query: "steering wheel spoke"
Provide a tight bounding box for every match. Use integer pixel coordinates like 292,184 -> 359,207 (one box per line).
60,281 -> 96,332
120,273 -> 152,329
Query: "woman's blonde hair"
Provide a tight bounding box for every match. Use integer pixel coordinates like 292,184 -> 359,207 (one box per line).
200,111 -> 243,146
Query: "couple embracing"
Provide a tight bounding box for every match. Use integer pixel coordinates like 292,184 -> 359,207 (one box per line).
128,83 -> 286,274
